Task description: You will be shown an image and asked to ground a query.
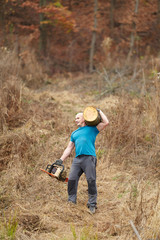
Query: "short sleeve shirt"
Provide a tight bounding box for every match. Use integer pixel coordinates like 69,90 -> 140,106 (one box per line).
70,126 -> 99,157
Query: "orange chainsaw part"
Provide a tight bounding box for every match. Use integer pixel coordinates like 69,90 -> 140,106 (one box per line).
40,168 -> 68,182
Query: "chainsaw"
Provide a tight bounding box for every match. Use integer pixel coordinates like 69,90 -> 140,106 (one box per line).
40,162 -> 68,182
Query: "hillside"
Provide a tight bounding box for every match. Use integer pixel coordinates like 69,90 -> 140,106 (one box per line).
0,66 -> 160,240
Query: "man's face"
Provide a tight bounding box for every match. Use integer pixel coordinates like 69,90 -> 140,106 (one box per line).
75,113 -> 85,127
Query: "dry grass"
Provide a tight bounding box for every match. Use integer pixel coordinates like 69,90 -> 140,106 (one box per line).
103,93 -> 160,169
0,47 -> 48,133
0,50 -> 160,240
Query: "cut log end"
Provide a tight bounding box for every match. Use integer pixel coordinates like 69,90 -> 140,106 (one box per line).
84,106 -> 98,121
83,106 -> 101,126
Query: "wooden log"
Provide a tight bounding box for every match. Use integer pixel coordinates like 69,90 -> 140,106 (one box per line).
83,106 -> 101,126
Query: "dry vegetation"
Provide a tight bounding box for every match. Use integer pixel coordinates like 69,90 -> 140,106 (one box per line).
0,49 -> 160,240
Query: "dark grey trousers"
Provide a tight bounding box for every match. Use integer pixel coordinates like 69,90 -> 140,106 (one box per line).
68,155 -> 97,207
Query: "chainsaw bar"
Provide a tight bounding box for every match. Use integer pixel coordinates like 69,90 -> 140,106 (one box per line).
40,168 -> 68,182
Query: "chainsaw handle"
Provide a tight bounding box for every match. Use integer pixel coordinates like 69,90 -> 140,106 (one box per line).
46,164 -> 52,172
46,163 -> 64,173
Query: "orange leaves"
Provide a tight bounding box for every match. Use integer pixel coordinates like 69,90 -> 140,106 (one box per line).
17,0 -> 76,33
21,1 -> 39,11
17,24 -> 37,31
41,3 -> 76,33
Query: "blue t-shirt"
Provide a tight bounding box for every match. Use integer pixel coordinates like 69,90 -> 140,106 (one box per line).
70,126 -> 99,157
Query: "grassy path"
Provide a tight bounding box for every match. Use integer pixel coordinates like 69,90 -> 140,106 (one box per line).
0,76 -> 159,240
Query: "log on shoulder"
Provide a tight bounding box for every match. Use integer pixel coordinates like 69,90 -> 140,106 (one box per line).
83,106 -> 101,126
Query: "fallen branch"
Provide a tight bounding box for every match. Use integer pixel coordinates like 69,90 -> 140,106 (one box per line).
129,220 -> 142,240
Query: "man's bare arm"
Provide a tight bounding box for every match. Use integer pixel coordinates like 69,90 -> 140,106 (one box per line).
96,110 -> 109,132
60,141 -> 75,161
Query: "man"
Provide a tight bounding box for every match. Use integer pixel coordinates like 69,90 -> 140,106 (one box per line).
57,109 -> 109,214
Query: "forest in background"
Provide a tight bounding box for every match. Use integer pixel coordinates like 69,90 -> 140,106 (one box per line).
0,0 -> 160,73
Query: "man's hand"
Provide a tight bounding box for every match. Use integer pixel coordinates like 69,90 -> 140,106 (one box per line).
55,159 -> 63,166
96,109 -> 102,121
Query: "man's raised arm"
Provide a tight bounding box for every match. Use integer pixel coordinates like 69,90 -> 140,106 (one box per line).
96,110 -> 109,132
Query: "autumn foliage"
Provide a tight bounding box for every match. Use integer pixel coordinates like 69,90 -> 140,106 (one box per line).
0,0 -> 160,73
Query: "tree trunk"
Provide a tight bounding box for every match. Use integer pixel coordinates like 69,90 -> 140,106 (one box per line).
0,0 -> 4,26
158,0 -> 160,24
110,0 -> 116,32
68,0 -> 72,11
39,0 -> 47,56
127,0 -> 139,61
89,0 -> 98,73
0,0 -> 6,43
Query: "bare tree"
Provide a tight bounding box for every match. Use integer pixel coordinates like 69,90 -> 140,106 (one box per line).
89,0 -> 98,73
0,0 -> 6,41
110,0 -> 116,32
127,0 -> 139,62
158,0 -> 160,24
39,0 -> 47,55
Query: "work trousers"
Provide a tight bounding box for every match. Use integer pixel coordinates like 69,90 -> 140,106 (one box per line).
68,155 -> 97,207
